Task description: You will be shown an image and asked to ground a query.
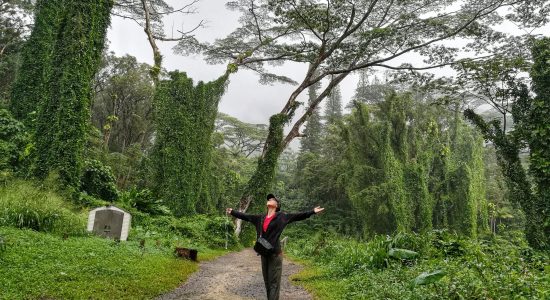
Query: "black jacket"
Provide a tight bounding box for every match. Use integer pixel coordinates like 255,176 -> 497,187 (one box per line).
231,209 -> 315,254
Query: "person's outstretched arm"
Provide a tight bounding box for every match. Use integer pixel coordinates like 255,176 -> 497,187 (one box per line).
285,206 -> 325,224
226,208 -> 259,223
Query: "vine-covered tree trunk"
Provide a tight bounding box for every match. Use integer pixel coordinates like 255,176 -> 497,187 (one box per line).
464,39 -> 550,249
525,38 -> 550,248
33,0 -> 113,186
151,72 -> 228,216
464,110 -> 542,247
10,0 -> 65,124
234,114 -> 288,236
446,114 -> 487,237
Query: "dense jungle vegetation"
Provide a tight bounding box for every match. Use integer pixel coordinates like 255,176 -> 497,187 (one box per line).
0,0 -> 548,298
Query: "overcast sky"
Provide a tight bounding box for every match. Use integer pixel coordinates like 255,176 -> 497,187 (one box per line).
107,1 -> 549,128
107,0 -> 363,127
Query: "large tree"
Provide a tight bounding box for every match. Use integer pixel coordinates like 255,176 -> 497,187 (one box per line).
112,0 -> 205,83
526,38 -> 550,248
150,71 -> 229,216
457,38 -> 550,249
352,70 -> 391,105
30,0 -> 113,186
92,53 -> 156,153
0,0 -> 32,106
463,38 -> 550,249
216,112 -> 268,158
300,77 -> 323,154
324,82 -> 342,127
185,0 -> 542,235
9,0 -> 63,123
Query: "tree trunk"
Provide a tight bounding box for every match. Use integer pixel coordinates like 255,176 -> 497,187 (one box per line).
234,114 -> 288,236
464,109 -> 545,249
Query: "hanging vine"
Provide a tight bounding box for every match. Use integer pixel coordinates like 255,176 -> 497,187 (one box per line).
33,0 -> 113,187
523,38 -> 550,248
343,94 -> 487,236
151,71 -> 228,216
233,113 -> 289,235
10,0 -> 66,124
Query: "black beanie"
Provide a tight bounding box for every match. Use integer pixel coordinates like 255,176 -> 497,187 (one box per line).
266,194 -> 281,211
266,194 -> 278,201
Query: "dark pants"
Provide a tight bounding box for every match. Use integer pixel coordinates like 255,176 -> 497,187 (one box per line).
261,253 -> 283,300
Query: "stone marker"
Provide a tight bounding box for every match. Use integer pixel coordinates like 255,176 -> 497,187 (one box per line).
87,205 -> 131,241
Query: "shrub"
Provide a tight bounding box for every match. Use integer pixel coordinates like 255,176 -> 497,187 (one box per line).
80,159 -> 119,201
118,187 -> 170,215
169,215 -> 239,248
0,109 -> 29,171
0,180 -> 87,236
288,230 -> 550,299
127,213 -> 240,250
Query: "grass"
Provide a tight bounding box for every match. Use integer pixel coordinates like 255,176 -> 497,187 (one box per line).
285,230 -> 550,300
0,179 -> 236,299
0,227 -> 229,299
0,180 -> 87,236
289,263 -> 348,300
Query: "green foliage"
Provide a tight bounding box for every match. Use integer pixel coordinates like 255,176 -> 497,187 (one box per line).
32,0 -> 113,187
215,112 -> 267,157
0,180 -> 86,236
0,1 -> 32,107
242,113 -> 289,211
300,81 -> 323,154
288,231 -> 550,299
80,159 -> 119,202
207,143 -> 256,213
0,109 -> 29,171
151,71 -> 228,216
463,38 -> 550,249
343,94 -> 487,237
353,72 -> 391,105
412,269 -> 446,286
293,117 -> 358,235
100,144 -> 147,190
128,213 -> 239,250
324,84 -> 343,127
525,37 -> 550,247
118,187 -> 169,215
0,226 -> 226,299
0,176 -> 236,298
92,53 -> 155,154
0,233 -> 5,254
445,115 -> 487,237
389,248 -> 419,260
9,0 -> 64,123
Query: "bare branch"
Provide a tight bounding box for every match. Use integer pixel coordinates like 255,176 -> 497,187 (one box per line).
154,0 -> 200,15
326,1 -> 505,76
152,20 -> 205,41
111,11 -> 144,27
250,0 -> 264,43
141,0 -> 162,83
282,72 -> 348,149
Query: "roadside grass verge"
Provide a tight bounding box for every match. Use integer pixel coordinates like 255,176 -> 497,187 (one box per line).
285,229 -> 550,299
0,180 -> 236,299
0,227 -> 230,299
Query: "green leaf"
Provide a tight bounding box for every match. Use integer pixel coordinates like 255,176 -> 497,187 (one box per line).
388,248 -> 419,259
412,269 -> 446,286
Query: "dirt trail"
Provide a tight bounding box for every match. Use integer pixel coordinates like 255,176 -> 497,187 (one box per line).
157,248 -> 312,300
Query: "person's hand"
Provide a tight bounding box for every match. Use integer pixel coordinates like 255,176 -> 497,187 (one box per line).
226,208 -> 233,215
313,206 -> 325,214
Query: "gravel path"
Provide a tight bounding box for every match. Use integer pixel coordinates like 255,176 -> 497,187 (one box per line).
157,248 -> 312,300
